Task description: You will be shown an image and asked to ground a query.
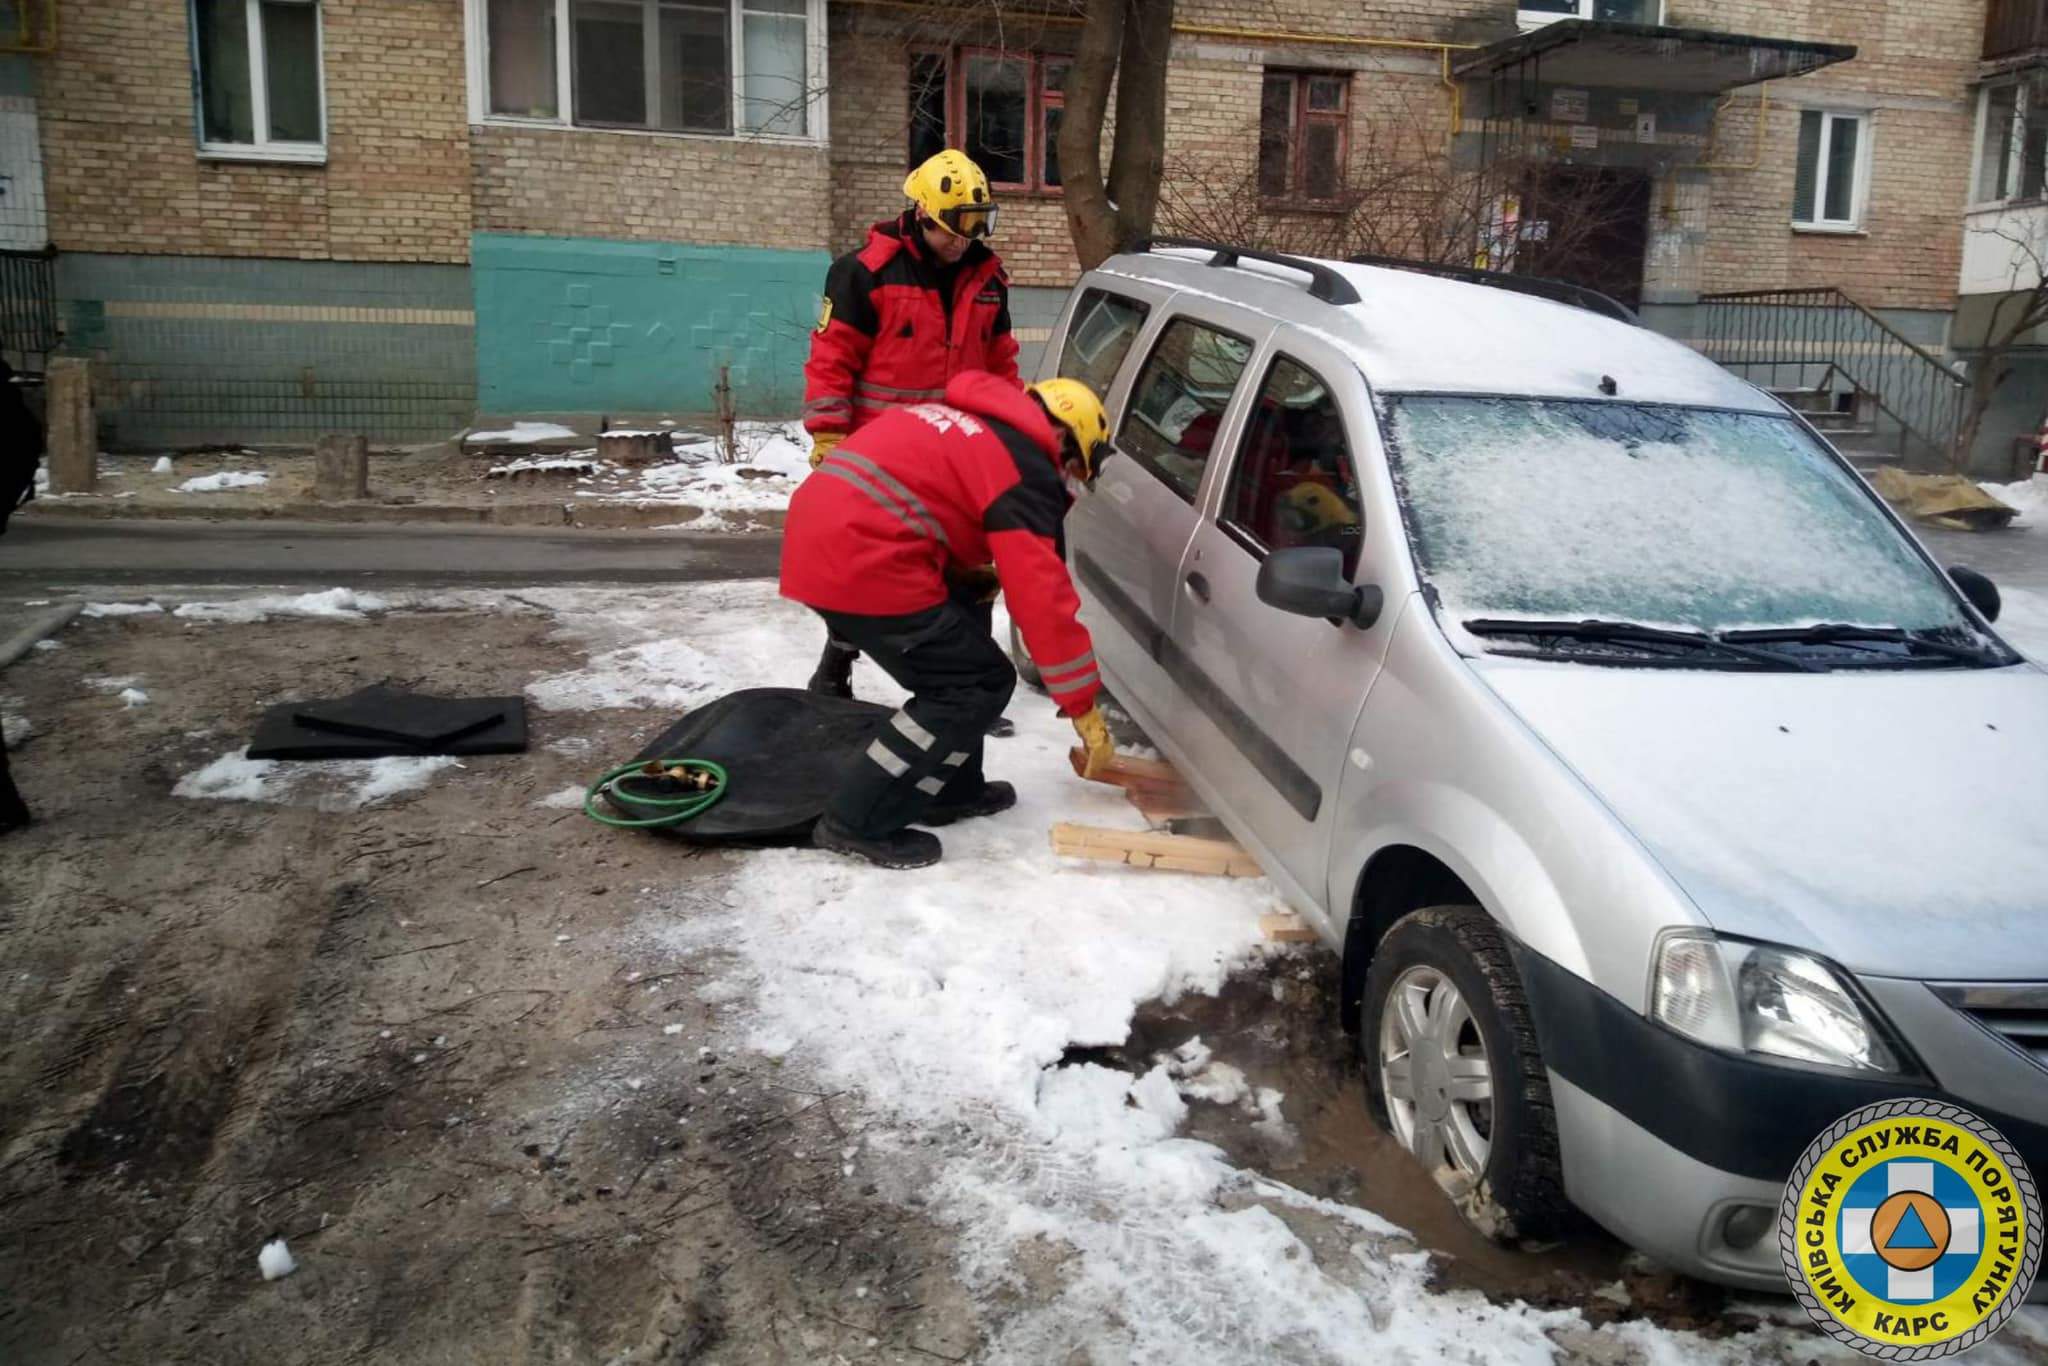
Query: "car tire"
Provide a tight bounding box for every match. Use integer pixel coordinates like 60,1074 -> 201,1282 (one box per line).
1361,905 -> 1569,1242
1010,620 -> 1046,694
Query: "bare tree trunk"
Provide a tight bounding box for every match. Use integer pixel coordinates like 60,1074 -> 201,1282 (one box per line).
1060,0 -> 1174,271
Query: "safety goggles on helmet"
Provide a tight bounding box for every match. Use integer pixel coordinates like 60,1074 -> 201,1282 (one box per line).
931,203 -> 998,240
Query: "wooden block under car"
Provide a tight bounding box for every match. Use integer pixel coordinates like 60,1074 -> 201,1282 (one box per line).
1259,913 -> 1318,943
1049,822 -> 1263,878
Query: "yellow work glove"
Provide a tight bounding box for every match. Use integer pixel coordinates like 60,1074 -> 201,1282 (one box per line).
809,430 -> 842,470
1072,704 -> 1115,780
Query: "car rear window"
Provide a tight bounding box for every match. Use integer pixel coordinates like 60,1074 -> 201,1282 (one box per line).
1117,316 -> 1254,503
1057,288 -> 1150,396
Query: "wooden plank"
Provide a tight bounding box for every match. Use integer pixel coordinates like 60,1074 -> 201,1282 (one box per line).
1049,822 -> 1262,878
1069,746 -> 1194,794
1259,913 -> 1318,943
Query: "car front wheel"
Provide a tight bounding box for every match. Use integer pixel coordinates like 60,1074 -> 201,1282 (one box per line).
1361,905 -> 1569,1242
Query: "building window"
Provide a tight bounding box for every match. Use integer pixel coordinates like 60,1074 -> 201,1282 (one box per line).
1517,0 -> 1662,27
1974,80 -> 2048,206
905,48 -> 1066,193
471,0 -> 825,142
1792,109 -> 1869,230
1259,71 -> 1348,202
191,0 -> 326,163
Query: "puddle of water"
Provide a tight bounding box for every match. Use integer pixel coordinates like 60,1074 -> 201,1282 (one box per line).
1120,962 -> 1745,1331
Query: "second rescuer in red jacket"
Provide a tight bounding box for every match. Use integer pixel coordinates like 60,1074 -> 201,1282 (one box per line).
801,150 -> 1021,706
781,373 -> 1115,870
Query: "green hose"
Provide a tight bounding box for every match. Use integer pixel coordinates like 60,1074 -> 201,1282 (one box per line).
582,757 -> 729,828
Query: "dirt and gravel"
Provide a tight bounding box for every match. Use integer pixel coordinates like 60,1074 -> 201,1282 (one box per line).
0,596 -> 1885,1363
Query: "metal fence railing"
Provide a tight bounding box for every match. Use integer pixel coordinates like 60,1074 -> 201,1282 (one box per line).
1693,286 -> 1967,466
0,246 -> 58,375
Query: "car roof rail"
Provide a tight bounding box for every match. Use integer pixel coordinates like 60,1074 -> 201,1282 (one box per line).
1129,236 -> 1362,307
1344,253 -> 1639,325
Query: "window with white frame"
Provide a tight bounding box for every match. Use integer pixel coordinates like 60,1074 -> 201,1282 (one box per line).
1516,0 -> 1661,28
472,0 -> 824,141
1973,79 -> 2048,206
191,0 -> 326,162
1792,109 -> 1870,229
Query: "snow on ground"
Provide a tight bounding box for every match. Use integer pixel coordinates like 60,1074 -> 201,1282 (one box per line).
516,580 -> 2048,1365
174,751 -> 456,810
79,589 -> 390,624
534,784 -> 588,809
535,423 -> 813,524
151,456 -> 173,475
118,688 -> 149,708
485,454 -> 599,478
1985,473 -> 2048,527
2,709 -> 29,748
466,420 -> 581,444
172,471 -> 269,494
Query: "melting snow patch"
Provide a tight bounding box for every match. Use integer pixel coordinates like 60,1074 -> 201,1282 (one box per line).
258,1238 -> 297,1281
467,421 -> 581,444
1,712 -> 29,747
536,784 -> 589,809
486,454 -> 600,478
172,588 -> 389,623
173,471 -> 269,494
31,639 -> 60,652
119,688 -> 150,709
81,601 -> 165,618
174,751 -> 455,808
86,675 -> 143,694
1984,473 -> 2048,527
151,456 -> 174,474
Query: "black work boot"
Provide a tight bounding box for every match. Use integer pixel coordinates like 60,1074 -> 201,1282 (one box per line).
920,780 -> 1017,828
0,783 -> 28,836
984,716 -> 1015,738
813,815 -> 942,870
807,641 -> 859,700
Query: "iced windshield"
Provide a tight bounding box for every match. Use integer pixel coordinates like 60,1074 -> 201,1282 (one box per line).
1381,397 -> 1975,636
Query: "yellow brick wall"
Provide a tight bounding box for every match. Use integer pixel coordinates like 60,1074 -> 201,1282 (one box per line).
469,126 -> 832,249
42,0 -> 471,263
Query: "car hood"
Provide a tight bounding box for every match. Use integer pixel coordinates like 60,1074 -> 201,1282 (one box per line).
1473,659 -> 2048,981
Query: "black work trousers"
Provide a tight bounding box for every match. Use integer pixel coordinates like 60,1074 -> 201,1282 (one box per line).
816,588 -> 1016,839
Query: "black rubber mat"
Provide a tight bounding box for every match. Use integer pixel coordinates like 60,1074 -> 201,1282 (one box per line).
607,687 -> 891,843
295,684 -> 513,747
248,686 -> 529,760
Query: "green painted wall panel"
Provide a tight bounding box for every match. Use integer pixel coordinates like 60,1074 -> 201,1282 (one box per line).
472,233 -> 828,415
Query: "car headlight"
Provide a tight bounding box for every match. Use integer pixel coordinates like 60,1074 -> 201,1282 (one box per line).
1650,931 -> 1901,1073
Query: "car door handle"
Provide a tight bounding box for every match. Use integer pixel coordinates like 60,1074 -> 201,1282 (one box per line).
1184,571 -> 1211,604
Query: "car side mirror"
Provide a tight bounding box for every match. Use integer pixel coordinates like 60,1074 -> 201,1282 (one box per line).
1949,565 -> 2002,623
1255,546 -> 1384,629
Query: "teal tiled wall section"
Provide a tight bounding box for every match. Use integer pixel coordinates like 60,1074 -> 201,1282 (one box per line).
472,233 -> 828,416
56,253 -> 477,448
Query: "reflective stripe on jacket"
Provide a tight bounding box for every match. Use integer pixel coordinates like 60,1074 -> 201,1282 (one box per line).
780,371 -> 1099,717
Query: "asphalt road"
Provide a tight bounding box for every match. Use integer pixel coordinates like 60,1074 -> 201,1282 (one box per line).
0,518 -> 783,596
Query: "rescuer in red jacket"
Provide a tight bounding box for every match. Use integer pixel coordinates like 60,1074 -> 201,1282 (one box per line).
801,150 -> 1021,707
781,374 -> 1115,870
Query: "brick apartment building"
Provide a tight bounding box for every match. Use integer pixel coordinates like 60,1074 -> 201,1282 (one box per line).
0,0 -> 2038,471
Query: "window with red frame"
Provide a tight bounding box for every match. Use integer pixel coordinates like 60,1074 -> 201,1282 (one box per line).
1259,70 -> 1349,202
906,48 -> 1068,193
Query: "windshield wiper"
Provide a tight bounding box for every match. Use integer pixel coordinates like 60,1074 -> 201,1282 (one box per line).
1464,618 -> 1828,673
1719,623 -> 2003,666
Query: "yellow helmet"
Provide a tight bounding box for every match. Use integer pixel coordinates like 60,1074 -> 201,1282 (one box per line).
904,150 -> 997,241
1029,378 -> 1111,479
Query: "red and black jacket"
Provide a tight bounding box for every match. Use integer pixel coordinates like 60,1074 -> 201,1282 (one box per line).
802,213 -> 1022,437
781,372 -> 1100,717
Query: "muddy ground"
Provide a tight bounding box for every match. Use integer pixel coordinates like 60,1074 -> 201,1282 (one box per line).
2,600 -> 1773,1363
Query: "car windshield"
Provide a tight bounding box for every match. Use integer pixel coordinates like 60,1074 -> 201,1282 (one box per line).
1381,396 -> 1987,645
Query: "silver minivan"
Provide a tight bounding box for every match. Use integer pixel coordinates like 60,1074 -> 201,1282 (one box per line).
1028,242 -> 2048,1288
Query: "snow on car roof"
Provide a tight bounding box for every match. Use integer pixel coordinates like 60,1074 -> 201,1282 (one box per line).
1099,249 -> 1777,413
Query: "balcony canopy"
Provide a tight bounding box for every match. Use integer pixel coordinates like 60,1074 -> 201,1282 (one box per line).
1454,20 -> 1856,95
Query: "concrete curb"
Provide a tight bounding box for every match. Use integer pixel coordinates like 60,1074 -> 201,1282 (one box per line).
0,602 -> 84,671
